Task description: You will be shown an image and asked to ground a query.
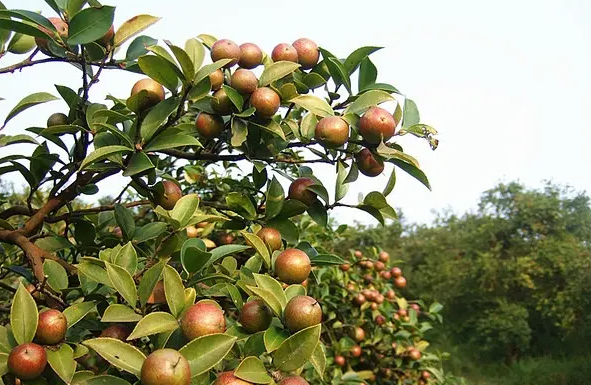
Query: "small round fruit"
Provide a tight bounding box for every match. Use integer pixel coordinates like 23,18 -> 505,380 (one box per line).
239,299 -> 272,333
279,376 -> 310,385
410,303 -> 421,313
275,248 -> 311,284
422,371 -> 431,380
231,69 -> 258,94
195,112 -> 225,139
147,280 -> 166,304
355,148 -> 384,177
186,226 -> 199,238
292,38 -> 319,70
365,261 -> 374,270
375,261 -> 385,272
346,283 -> 356,291
381,270 -> 392,279
353,294 -> 366,306
203,239 -> 217,249
8,33 -> 36,54
213,371 -> 253,385
154,180 -> 183,210
375,294 -> 385,304
354,250 -> 363,258
340,264 -> 351,272
283,295 -> 322,332
375,315 -> 386,325
257,227 -> 282,251
287,177 -> 317,206
210,39 -> 241,68
211,88 -> 234,115
386,289 -> 395,299
408,348 -> 422,361
314,116 -> 349,148
363,274 -> 373,284
250,87 -> 280,118
8,343 -> 47,380
378,251 -> 390,262
394,276 -> 407,289
209,69 -> 224,90
131,78 -> 165,112
359,106 -> 397,144
35,17 -> 68,50
47,112 -> 69,127
36,309 -> 67,345
100,325 -> 130,341
334,355 -> 346,367
113,226 -> 123,238
397,308 -> 408,317
370,302 -> 378,310
352,327 -> 365,342
217,233 -> 234,245
238,43 -> 263,69
350,345 -> 362,357
96,25 -> 114,46
181,302 -> 225,340
391,267 -> 402,278
271,43 -> 298,62
141,349 -> 191,385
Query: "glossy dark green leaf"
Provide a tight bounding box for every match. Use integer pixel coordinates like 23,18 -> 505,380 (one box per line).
128,312 -> 179,340
79,145 -> 132,170
114,204 -> 135,242
344,46 -> 382,74
226,192 -> 256,220
273,324 -> 321,371
265,177 -> 284,220
325,56 -> 352,94
259,61 -> 300,87
403,98 -> 420,128
133,222 -> 167,244
307,201 -> 328,227
138,259 -> 167,307
222,85 -> 244,111
138,55 -> 180,91
179,334 -> 237,377
180,239 -> 212,274
144,132 -> 201,152
10,283 -> 38,345
140,97 -> 181,141
358,56 -> 377,91
390,158 -> 431,190
310,254 -> 346,266
266,218 -> 299,244
83,338 -> 146,377
125,35 -> 158,61
68,6 -> 114,45
3,92 -> 58,128
123,152 -> 154,177
165,41 -> 195,82
234,356 -> 272,384
383,167 -> 396,197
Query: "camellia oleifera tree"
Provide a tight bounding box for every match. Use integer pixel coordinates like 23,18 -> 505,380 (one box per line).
0,1 -> 440,385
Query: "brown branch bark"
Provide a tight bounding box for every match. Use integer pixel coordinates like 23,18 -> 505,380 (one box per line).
159,149 -> 335,164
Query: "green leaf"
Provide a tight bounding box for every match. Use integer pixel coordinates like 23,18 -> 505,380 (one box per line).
266,218 -> 299,244
299,113 -> 318,140
197,33 -> 217,48
138,55 -> 180,92
79,145 -> 132,171
105,262 -> 137,307
114,204 -> 135,242
46,344 -> 76,384
325,56 -> 352,94
310,254 -> 346,266
83,338 -> 146,377
222,85 -> 244,111
66,0 -> 87,18
273,324 -> 321,371
383,167 -> 396,197
138,259 -> 167,307
226,192 -> 256,220
235,356 -> 273,384
101,304 -> 142,323
125,35 -> 157,61
265,177 -> 284,220
180,239 -> 211,274
113,242 -> 138,276
179,334 -> 237,377
63,302 -> 96,329
140,97 -> 181,141
284,284 -> 306,301
303,72 -> 326,89
166,41 -> 195,82
0,352 -> 7,377
163,265 -> 185,319
246,286 -> 282,318
231,117 -> 248,147
184,38 -> 205,74
3,92 -> 58,128
68,6 -> 114,45
10,283 -> 38,345
253,274 -> 287,310
224,284 -> 244,310
307,201 -> 328,227
194,59 -> 233,84
83,375 -> 133,385
310,343 -> 326,379
358,57 -> 377,91
240,231 -> 270,268
114,14 -> 160,47
390,158 -> 431,190
259,61 -> 301,86
171,193 -> 200,228
335,161 -> 348,202
344,90 -> 394,115
208,245 -> 251,268
357,205 -> 384,226
123,152 -> 154,177
133,222 -> 167,244
289,95 -> 334,117
0,326 -> 11,353
376,142 -> 420,168
0,134 -> 38,147
403,99 -> 420,128
344,46 -> 382,74
264,326 -> 289,353
77,261 -> 110,286
128,312 -> 179,340
43,260 -> 68,292
144,132 -> 202,152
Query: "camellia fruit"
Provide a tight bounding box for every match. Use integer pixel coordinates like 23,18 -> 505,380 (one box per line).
210,39 -> 241,68
334,355 -> 346,367
153,180 -> 183,210
209,69 -> 224,90
217,233 -> 234,245
257,227 -> 282,251
378,251 -> 390,262
250,87 -> 280,118
35,309 -> 67,345
391,267 -> 403,277
8,343 -> 47,380
292,38 -> 319,70
35,17 -> 68,50
95,25 -> 115,47
359,106 -> 397,144
130,78 -> 165,112
340,263 -> 351,272
213,371 -> 253,385
46,112 -> 69,127
238,43 -> 263,69
283,295 -> 322,332
350,345 -> 362,357
394,276 -> 407,289
271,43 -> 298,63
186,226 -> 199,238
314,116 -> 349,148
353,294 -> 366,306
181,302 -> 225,340
352,326 -> 365,342
239,298 -> 273,333
355,148 -> 384,177
100,324 -> 130,341
275,248 -> 311,284
279,376 -> 310,385
287,177 -> 317,206
141,349 -> 191,385
408,348 -> 422,361
211,88 -> 234,115
230,69 -> 258,95
195,112 -> 225,139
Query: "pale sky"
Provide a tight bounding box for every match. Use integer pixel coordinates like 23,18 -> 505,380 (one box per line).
1,0 -> 590,225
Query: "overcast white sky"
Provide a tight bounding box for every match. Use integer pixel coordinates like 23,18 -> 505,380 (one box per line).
1,0 -> 590,225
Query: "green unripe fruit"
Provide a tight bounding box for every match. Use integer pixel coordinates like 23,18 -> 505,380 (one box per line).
47,112 -> 69,127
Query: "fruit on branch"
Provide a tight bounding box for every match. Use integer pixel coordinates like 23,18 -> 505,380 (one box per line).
209,69 -> 225,90
96,25 -> 115,47
256,227 -> 282,251
147,280 -> 166,304
153,180 -> 183,210
238,43 -> 263,69
230,69 -> 258,95
8,33 -> 36,54
354,250 -> 363,258
375,315 -> 386,325
350,345 -> 362,357
334,355 -> 346,367
211,88 -> 234,115
203,239 -> 217,249
217,233 -> 235,245
112,226 -> 123,238
378,251 -> 390,262
359,106 -> 397,144
35,17 -> 68,50
130,78 -> 165,112
100,324 -> 131,341
181,302 -> 226,340
408,348 -> 422,361
279,376 -> 310,385
292,38 -> 319,70
271,43 -> 298,63
47,112 -> 69,127
213,371 -> 253,385
275,248 -> 311,284
186,226 -> 199,238
394,276 -> 407,289
355,148 -> 384,177
239,298 -> 273,333
210,39 -> 241,68
195,112 -> 225,139
365,261 -> 374,270
287,177 -> 317,206
391,267 -> 402,277
397,309 -> 408,317
386,289 -> 395,299
250,87 -> 280,118
410,303 -> 420,313
35,309 -> 67,345
8,343 -> 47,380
374,261 -> 385,271
381,270 -> 392,279
283,295 -> 322,332
352,326 -> 365,342
422,371 -> 431,380
314,116 -> 349,148
141,349 -> 191,385
340,263 -> 350,272
353,294 -> 366,306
